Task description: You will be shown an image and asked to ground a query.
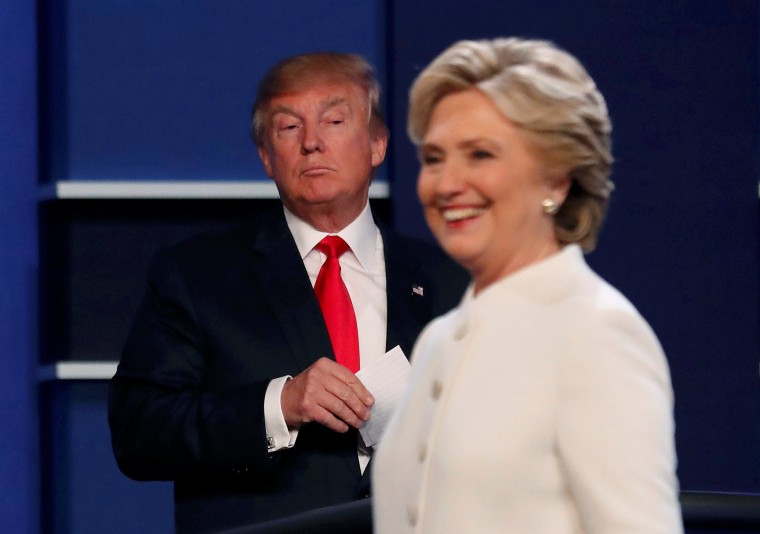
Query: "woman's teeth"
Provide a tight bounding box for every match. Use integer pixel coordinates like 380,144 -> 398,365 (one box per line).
442,207 -> 485,222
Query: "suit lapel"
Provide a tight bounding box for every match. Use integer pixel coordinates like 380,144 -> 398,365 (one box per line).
243,211 -> 434,482
247,208 -> 334,373
379,223 -> 428,358
250,220 -> 360,477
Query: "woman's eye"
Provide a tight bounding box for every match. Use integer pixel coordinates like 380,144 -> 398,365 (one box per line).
420,154 -> 441,166
471,149 -> 493,160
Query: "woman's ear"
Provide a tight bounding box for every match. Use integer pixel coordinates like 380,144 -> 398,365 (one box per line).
547,172 -> 572,206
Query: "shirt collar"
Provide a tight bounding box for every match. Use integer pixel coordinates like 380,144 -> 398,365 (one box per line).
283,202 -> 378,271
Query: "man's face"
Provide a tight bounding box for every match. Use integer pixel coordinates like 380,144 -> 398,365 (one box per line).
258,79 -> 387,231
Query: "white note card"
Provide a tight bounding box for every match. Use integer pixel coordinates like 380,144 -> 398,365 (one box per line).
356,345 -> 411,447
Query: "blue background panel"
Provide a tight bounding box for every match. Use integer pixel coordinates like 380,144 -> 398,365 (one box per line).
42,0 -> 387,183
43,383 -> 172,533
389,0 -> 760,493
1,0 -> 758,531
0,0 -> 39,532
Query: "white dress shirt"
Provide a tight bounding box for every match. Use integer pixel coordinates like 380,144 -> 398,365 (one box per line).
264,202 -> 387,472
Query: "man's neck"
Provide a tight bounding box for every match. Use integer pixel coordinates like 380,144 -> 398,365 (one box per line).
284,201 -> 366,234
283,201 -> 377,265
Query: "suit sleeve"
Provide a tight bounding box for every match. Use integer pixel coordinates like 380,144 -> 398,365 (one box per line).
556,307 -> 682,533
108,249 -> 279,481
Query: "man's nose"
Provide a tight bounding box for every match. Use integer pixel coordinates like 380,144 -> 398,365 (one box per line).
301,123 -> 324,154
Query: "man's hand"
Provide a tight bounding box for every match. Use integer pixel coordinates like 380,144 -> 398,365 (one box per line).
281,357 -> 375,433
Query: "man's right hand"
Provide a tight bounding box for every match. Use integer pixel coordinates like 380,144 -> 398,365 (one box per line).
281,357 -> 375,433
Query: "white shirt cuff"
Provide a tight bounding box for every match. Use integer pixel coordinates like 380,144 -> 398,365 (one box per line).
264,376 -> 299,452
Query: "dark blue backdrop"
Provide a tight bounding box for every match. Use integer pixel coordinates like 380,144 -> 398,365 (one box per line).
39,0 -> 387,184
389,0 -> 760,493
1,1 -> 39,533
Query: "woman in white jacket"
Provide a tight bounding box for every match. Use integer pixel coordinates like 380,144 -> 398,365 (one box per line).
372,37 -> 681,533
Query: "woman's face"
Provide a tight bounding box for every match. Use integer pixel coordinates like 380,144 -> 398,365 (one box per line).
417,89 -> 567,292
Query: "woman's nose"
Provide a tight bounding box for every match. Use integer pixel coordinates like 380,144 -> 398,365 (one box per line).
434,160 -> 466,197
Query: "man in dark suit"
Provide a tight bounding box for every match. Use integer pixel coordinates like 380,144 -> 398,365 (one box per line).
108,52 -> 468,533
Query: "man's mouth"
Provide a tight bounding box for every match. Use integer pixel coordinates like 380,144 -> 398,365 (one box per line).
302,165 -> 331,176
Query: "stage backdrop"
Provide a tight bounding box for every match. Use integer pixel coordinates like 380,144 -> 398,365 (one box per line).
389,0 -> 760,493
1,1 -> 758,533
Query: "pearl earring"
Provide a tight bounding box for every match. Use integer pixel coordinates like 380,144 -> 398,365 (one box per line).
541,198 -> 559,215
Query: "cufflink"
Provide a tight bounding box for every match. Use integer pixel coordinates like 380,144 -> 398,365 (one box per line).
412,284 -> 424,296
267,435 -> 275,451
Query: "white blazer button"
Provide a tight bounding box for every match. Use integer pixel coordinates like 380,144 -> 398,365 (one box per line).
431,380 -> 443,399
418,442 -> 428,462
453,322 -> 468,340
407,504 -> 419,526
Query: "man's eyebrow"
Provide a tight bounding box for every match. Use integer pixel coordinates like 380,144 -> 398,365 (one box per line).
270,104 -> 300,118
270,97 -> 349,119
321,96 -> 349,110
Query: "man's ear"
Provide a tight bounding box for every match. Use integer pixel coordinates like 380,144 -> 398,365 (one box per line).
370,132 -> 388,168
258,145 -> 274,178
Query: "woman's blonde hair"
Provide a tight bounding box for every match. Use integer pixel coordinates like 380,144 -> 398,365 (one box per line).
409,38 -> 614,251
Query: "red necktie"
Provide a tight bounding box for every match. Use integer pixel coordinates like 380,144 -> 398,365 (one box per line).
314,236 -> 360,373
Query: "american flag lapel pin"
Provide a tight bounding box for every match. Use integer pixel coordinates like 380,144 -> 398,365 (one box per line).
412,284 -> 424,297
